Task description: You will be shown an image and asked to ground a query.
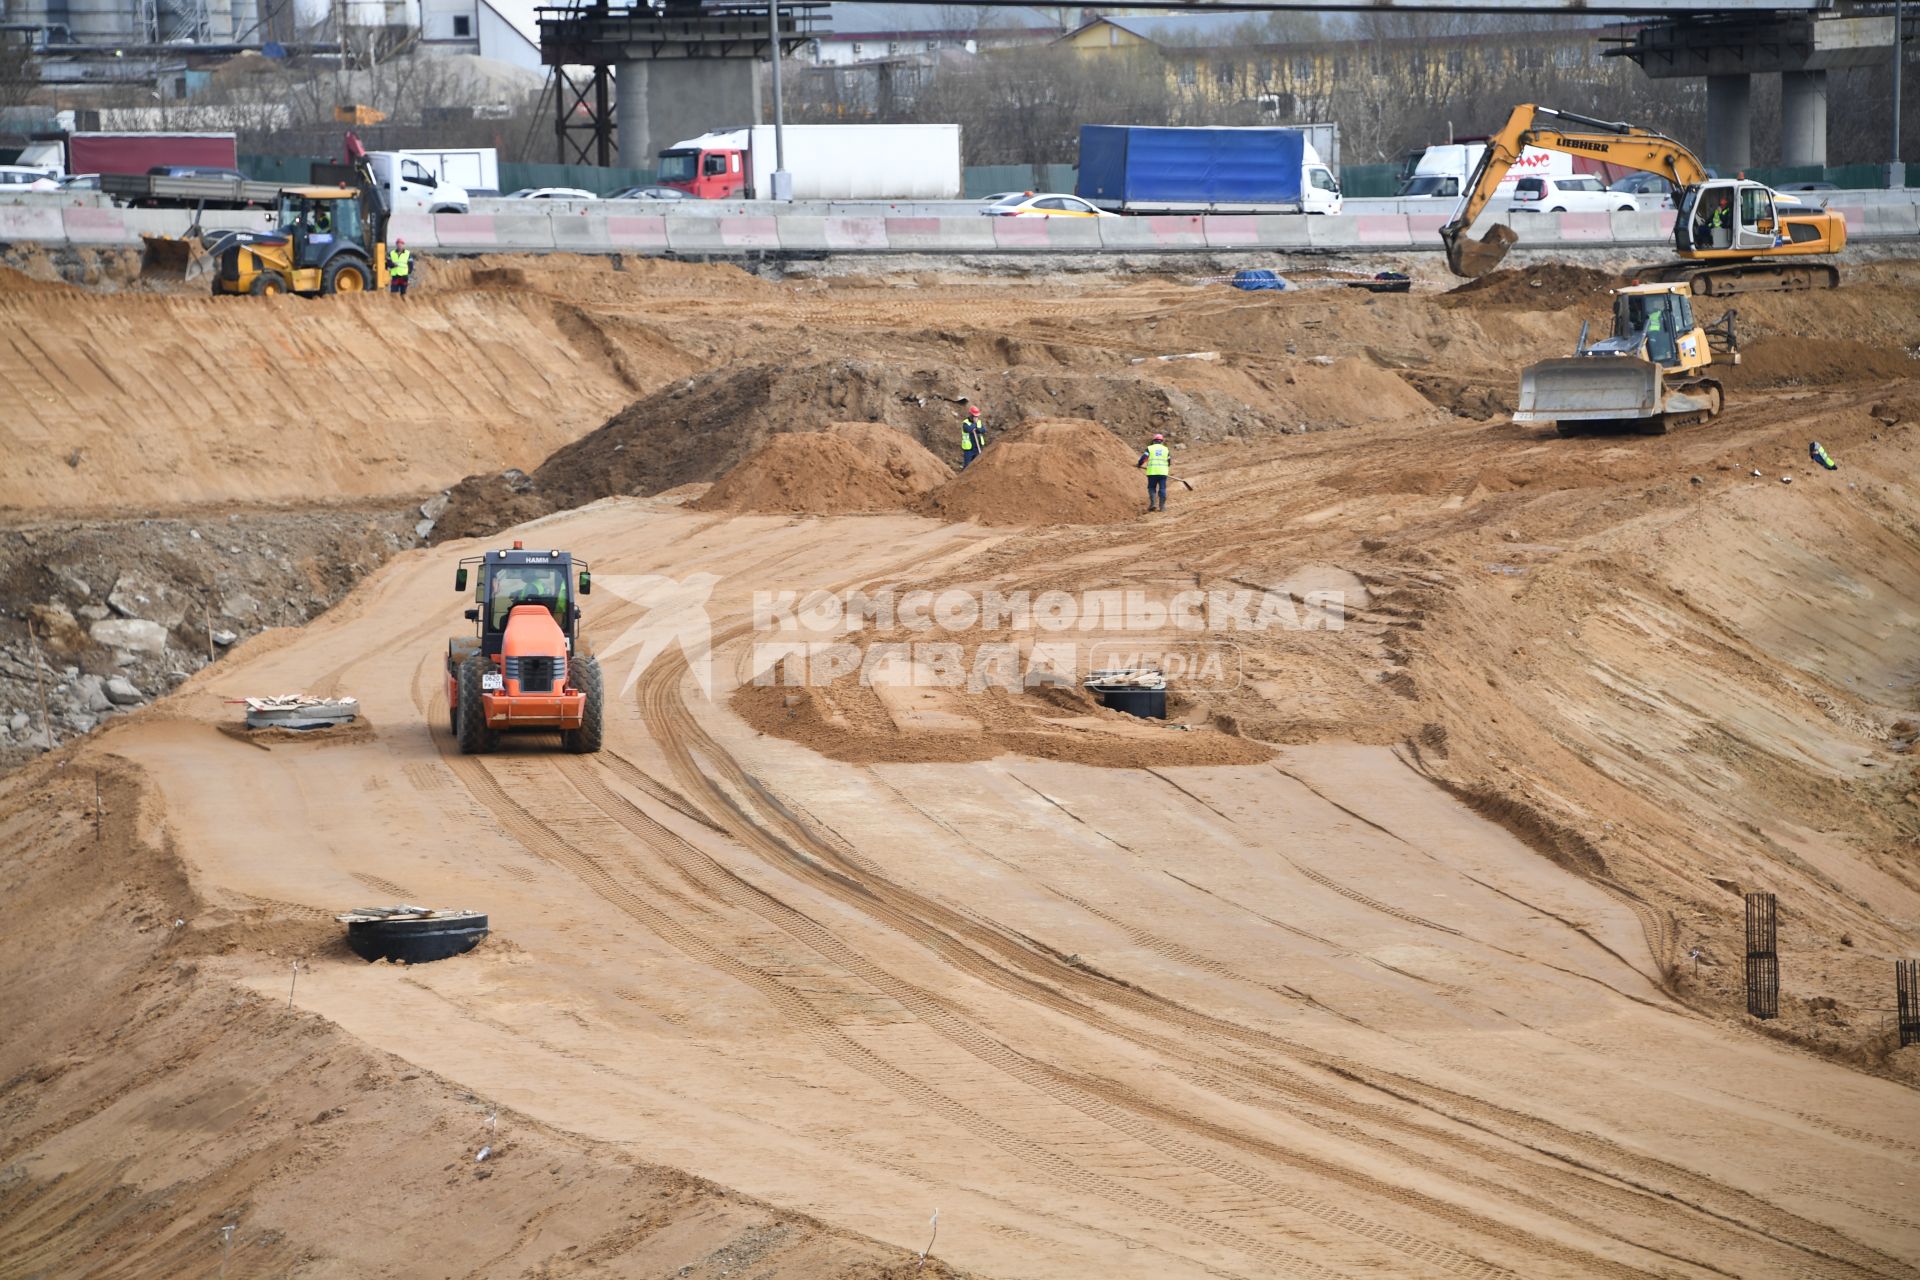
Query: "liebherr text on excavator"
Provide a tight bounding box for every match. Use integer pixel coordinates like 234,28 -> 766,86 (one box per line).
1440,105 -> 1847,296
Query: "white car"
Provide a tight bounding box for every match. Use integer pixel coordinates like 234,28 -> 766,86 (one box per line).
1510,175 -> 1639,214
980,192 -> 1117,218
504,187 -> 599,201
0,165 -> 60,190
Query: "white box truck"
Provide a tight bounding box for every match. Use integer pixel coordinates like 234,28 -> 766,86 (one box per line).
657,124 -> 962,201
1397,142 -> 1572,199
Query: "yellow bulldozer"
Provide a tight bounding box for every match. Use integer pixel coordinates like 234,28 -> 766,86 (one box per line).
1514,281 -> 1740,436
1440,104 -> 1847,296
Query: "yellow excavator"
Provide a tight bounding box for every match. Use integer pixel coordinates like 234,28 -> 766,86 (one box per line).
1441,104 -> 1847,296
1514,281 -> 1739,436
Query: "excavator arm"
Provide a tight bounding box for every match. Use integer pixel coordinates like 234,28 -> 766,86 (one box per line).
1441,104 -> 1712,277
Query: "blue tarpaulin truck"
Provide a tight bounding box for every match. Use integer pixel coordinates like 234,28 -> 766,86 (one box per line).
1076,125 -> 1342,215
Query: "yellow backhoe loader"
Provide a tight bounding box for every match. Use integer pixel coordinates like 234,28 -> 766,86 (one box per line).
1441,105 -> 1846,296
1515,281 -> 1740,436
205,137 -> 390,298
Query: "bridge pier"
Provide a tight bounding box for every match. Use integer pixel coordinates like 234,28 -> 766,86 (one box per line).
1780,69 -> 1830,167
1705,74 -> 1753,173
617,60 -> 762,175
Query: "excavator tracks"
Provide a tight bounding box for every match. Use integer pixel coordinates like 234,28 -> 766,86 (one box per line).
1635,260 -> 1842,296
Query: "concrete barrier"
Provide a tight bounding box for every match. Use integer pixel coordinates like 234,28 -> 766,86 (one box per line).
118,208 -> 196,239
1096,215 -> 1207,251
549,214 -> 614,252
603,216 -> 670,252
7,195 -> 1918,259
885,216 -> 996,251
387,212 -> 439,250
772,216 -> 833,251
1609,210 -> 1666,244
824,216 -> 890,251
1349,214 -> 1414,246
990,216 -> 1103,250
665,216 -> 782,253
1199,216 -> 1267,249
1862,203 -> 1920,238
61,207 -> 134,246
1404,213 -> 1448,246
771,216 -> 890,251
1555,212 -> 1614,243
433,214 -> 558,251
0,204 -> 67,242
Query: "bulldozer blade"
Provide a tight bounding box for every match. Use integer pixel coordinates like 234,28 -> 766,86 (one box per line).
1514,357 -> 1661,425
1444,223 -> 1519,278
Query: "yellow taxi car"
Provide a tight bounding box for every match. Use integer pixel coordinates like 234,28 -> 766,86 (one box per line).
980,191 -> 1119,218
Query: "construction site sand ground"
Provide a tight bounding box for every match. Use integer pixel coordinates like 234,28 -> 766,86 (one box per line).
2,251 -> 1919,1278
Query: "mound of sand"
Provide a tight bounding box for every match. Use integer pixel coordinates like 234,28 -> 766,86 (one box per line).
1441,265 -> 1621,310
1717,336 -> 1919,390
919,418 -> 1147,526
693,422 -> 951,515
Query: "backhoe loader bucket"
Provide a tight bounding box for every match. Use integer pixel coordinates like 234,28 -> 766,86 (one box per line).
1443,223 -> 1518,278
1515,356 -> 1662,425
139,233 -> 201,281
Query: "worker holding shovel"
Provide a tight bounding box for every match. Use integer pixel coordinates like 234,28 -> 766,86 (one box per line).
1137,433 -> 1171,512
960,404 -> 987,469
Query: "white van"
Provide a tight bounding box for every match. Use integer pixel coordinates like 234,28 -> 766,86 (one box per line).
1397,143 -> 1573,199
364,152 -> 472,214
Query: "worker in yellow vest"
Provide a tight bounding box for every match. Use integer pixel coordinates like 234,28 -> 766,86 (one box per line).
1137,433 -> 1171,512
960,404 -> 987,469
387,238 -> 412,297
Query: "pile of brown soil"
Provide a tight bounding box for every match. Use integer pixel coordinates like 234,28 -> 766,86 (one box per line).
428,351 -> 1350,543
824,420 -> 955,488
1440,265 -> 1621,311
692,422 -> 951,515
1717,337 -> 1919,390
918,418 -> 1147,526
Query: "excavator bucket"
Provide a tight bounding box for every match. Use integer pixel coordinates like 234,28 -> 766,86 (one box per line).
1515,356 -> 1662,425
1443,223 -> 1519,278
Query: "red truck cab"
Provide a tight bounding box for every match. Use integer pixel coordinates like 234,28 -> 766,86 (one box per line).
658,142 -> 744,200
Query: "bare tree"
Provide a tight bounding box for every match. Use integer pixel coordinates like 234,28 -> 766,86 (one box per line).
0,36 -> 37,107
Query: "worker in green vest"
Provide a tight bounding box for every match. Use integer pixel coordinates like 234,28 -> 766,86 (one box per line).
960,404 -> 986,469
387,237 -> 412,297
1137,433 -> 1171,512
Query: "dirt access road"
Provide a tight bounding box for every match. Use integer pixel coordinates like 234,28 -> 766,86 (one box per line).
69,489 -> 1916,1279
